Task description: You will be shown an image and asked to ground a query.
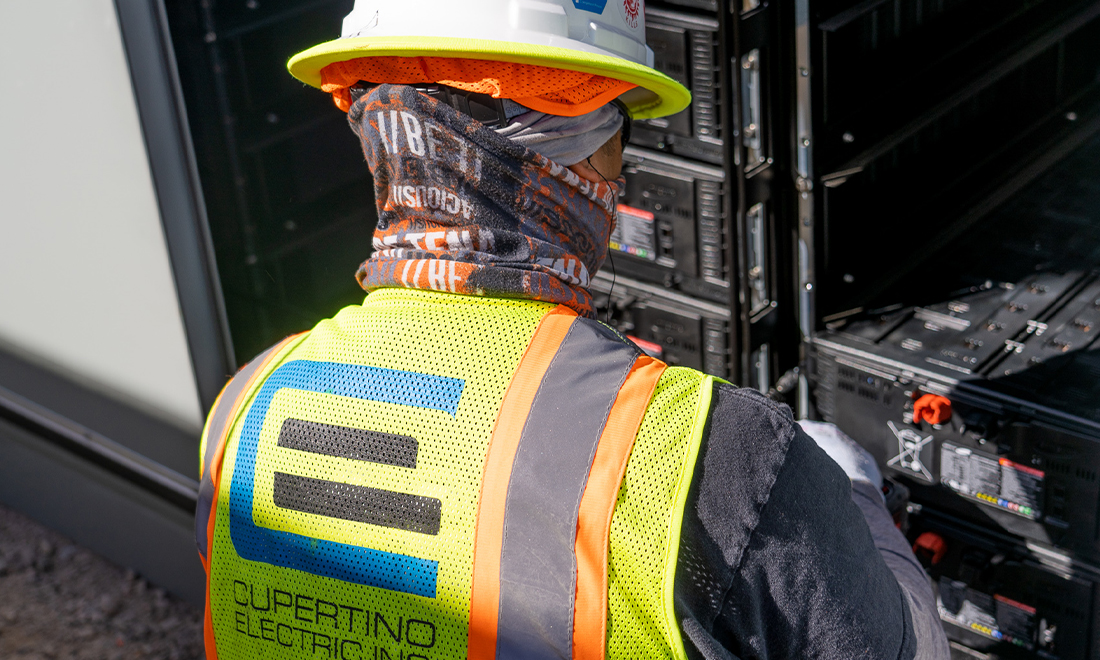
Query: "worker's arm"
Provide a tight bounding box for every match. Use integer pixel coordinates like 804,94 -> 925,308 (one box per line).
673,384 -> 949,660
799,419 -> 949,660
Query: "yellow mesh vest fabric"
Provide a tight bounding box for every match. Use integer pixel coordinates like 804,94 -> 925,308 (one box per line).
208,288 -> 555,660
606,367 -> 714,660
206,288 -> 715,659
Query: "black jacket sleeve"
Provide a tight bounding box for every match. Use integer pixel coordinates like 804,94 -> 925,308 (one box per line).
674,383 -> 947,660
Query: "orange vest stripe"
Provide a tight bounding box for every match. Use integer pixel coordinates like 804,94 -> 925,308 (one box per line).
196,334 -> 304,567
472,310 -> 664,660
199,333 -> 305,660
494,316 -> 641,658
200,334 -> 302,571
468,305 -> 577,660
572,355 -> 667,660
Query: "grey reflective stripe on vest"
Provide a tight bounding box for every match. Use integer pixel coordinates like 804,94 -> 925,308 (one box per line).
496,318 -> 640,660
195,341 -> 284,561
272,471 -> 443,535
277,418 -> 419,468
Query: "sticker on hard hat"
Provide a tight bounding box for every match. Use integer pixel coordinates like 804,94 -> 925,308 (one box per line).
572,0 -> 609,14
620,0 -> 642,28
227,359 -> 465,598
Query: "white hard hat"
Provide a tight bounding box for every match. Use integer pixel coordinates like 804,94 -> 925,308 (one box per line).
287,0 -> 690,120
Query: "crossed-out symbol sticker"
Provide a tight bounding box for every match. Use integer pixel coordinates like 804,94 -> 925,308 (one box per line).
886,420 -> 934,482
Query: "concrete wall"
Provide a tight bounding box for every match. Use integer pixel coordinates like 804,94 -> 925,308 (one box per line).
0,0 -> 203,433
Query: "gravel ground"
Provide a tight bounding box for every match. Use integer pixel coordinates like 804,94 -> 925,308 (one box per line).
0,504 -> 204,660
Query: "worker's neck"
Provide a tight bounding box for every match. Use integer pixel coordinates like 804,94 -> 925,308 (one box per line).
350,85 -> 621,319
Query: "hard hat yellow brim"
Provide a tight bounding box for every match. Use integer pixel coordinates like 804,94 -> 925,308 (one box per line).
287,36 -> 691,120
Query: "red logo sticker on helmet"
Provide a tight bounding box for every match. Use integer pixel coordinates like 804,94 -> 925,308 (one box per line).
621,0 -> 641,28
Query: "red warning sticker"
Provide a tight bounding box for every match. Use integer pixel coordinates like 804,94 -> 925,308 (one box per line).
621,0 -> 642,29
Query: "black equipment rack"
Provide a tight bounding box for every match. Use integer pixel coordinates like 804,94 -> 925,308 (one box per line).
166,0 -> 378,364
810,129 -> 1100,659
595,0 -> 793,392
795,1 -> 1100,657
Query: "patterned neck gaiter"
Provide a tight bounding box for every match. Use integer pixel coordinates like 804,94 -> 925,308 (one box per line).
350,85 -> 620,318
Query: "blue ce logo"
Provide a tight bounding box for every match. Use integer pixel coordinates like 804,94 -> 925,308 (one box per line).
227,360 -> 464,599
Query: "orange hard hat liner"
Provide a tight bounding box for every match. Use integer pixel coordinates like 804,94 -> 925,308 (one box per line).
320,56 -> 637,115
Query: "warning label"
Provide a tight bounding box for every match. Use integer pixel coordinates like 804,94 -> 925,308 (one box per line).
886,421 -> 934,483
938,578 -> 1036,650
610,204 -> 657,261
940,443 -> 1043,519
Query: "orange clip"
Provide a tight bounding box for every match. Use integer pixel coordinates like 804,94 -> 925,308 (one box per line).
913,393 -> 952,425
913,532 -> 947,565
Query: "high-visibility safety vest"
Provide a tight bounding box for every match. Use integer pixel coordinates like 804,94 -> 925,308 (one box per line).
196,288 -> 716,660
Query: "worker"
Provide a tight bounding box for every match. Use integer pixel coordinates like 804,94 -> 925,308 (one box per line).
195,1 -> 949,658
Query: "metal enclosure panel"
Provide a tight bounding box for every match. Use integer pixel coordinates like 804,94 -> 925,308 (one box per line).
114,0 -> 237,413
0,0 -> 204,432
0,415 -> 204,605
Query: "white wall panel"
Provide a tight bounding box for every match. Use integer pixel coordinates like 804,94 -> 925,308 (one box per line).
0,0 -> 203,431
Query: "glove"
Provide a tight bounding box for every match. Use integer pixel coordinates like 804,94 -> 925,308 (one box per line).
799,420 -> 883,490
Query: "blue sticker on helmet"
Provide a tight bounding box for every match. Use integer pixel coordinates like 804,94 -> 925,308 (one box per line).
572,0 -> 608,14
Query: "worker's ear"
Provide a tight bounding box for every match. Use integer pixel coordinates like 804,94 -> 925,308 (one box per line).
567,130 -> 623,183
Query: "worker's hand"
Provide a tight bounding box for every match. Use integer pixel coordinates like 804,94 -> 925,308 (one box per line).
798,420 -> 883,490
